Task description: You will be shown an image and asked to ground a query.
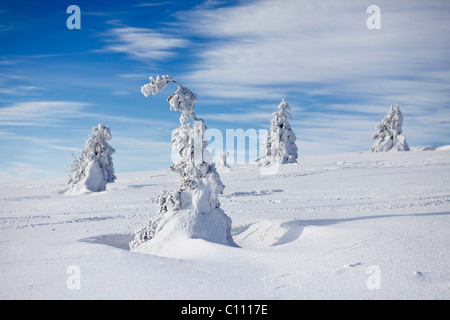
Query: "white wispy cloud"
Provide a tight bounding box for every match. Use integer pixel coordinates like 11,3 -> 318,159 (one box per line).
0,101 -> 90,126
0,85 -> 42,96
0,162 -> 46,183
0,100 -> 175,129
135,2 -> 172,7
0,131 -> 81,152
170,0 -> 450,151
100,27 -> 188,61
180,0 -> 450,95
202,111 -> 271,124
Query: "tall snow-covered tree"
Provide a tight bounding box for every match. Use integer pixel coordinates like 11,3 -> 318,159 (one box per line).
257,99 -> 298,166
371,104 -> 410,152
66,123 -> 116,194
130,75 -> 235,253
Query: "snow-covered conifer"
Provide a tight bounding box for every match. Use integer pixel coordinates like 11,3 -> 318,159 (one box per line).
130,75 -> 235,253
216,151 -> 231,173
66,123 -> 116,194
257,99 -> 298,166
371,104 -> 410,152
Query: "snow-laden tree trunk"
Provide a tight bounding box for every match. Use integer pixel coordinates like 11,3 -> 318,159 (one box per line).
257,99 -> 298,166
371,104 -> 410,152
66,123 -> 116,194
130,75 -> 235,253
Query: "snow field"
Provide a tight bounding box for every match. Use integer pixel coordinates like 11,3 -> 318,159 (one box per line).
0,149 -> 449,299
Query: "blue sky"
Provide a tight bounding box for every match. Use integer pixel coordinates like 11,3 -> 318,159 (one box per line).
1,0 -> 449,182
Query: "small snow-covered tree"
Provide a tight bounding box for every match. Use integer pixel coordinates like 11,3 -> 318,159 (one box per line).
66,123 -> 116,194
257,99 -> 298,166
216,151 -> 231,173
130,75 -> 235,253
371,104 -> 410,152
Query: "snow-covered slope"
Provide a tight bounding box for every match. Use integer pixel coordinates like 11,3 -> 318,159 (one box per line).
1,149 -> 449,299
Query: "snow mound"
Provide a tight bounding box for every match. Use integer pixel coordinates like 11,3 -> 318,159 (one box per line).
131,208 -> 237,257
65,159 -> 106,195
232,220 -> 304,248
411,145 -> 450,152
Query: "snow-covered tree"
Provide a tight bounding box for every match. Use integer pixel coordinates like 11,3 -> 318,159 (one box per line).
371,104 -> 410,152
130,75 -> 235,253
216,151 -> 231,173
66,123 -> 116,194
257,99 -> 298,166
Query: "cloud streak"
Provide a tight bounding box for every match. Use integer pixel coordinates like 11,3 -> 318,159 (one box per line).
180,0 -> 450,96
0,100 -> 175,130
135,2 -> 172,7
0,101 -> 90,126
100,27 -> 188,61
95,0 -> 450,154
173,0 -> 450,153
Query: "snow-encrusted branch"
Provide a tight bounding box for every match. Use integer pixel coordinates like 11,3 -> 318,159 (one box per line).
141,75 -> 173,97
141,75 -> 198,124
